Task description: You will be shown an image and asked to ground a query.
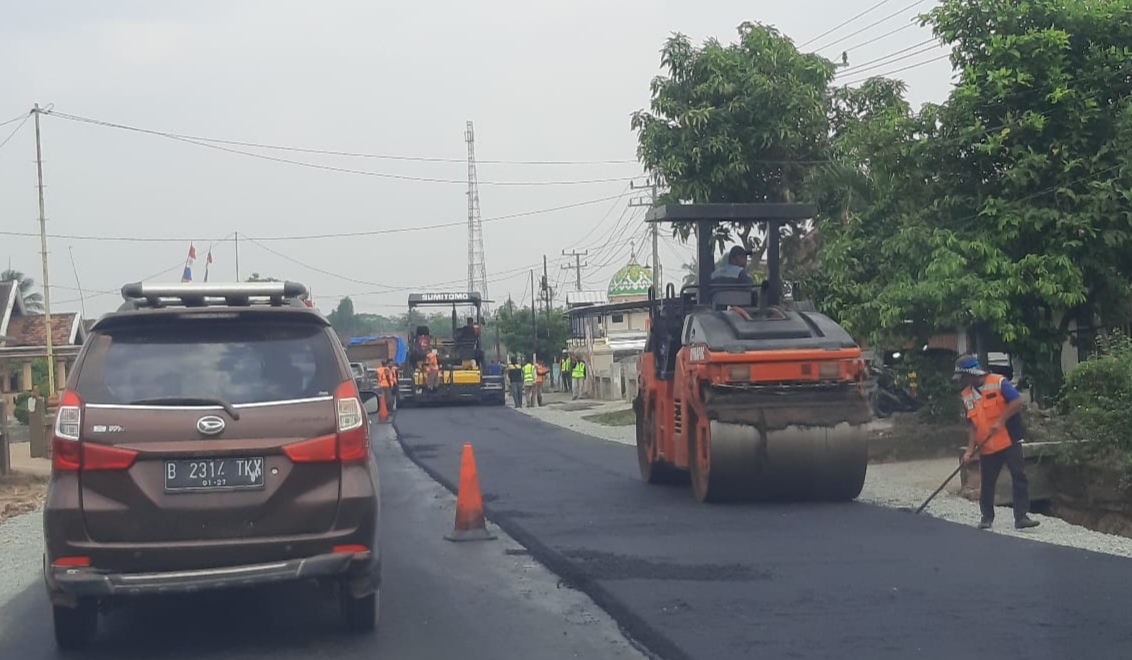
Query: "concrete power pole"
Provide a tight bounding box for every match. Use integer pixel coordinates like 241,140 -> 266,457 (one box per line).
33,104 -> 55,395
630,175 -> 664,293
560,250 -> 588,292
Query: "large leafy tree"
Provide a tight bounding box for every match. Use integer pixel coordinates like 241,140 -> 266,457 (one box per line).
492,302 -> 571,363
813,0 -> 1132,400
0,269 -> 44,312
631,22 -> 836,269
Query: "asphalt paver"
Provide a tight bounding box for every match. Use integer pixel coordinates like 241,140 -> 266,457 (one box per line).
395,406 -> 1132,660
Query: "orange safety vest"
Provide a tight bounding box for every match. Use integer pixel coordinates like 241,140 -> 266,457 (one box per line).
536,364 -> 549,384
961,374 -> 1013,456
425,352 -> 439,372
377,367 -> 393,388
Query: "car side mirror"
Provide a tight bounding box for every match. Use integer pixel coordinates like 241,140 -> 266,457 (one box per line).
358,390 -> 381,415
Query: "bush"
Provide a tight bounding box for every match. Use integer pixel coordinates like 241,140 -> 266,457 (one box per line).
1057,331 -> 1132,457
12,392 -> 31,425
906,352 -> 965,425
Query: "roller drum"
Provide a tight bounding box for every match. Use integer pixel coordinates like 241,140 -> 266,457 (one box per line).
704,420 -> 868,502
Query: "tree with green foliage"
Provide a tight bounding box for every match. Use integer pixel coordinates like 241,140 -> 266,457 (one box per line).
813,0 -> 1132,402
631,22 -> 837,271
492,303 -> 571,363
1,269 -> 44,312
245,273 -> 279,282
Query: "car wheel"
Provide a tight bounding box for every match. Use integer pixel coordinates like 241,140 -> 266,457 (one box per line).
342,590 -> 379,633
53,599 -> 98,650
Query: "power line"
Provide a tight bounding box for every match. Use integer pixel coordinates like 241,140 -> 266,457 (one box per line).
839,22 -> 917,53
45,110 -> 635,166
840,53 -> 951,85
0,192 -> 627,243
45,111 -> 636,186
816,0 -> 934,53
0,113 -> 30,154
835,38 -> 937,75
800,0 -> 900,49
0,111 -> 30,130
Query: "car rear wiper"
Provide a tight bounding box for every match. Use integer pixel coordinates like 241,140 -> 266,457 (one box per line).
129,397 -> 241,421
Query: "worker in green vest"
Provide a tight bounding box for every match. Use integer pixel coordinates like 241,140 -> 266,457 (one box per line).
560,355 -> 572,393
570,357 -> 586,401
522,357 -> 536,407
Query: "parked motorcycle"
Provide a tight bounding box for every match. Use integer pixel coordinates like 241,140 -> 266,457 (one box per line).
868,364 -> 922,419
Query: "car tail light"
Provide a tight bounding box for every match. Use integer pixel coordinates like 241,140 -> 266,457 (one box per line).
52,556 -> 91,567
52,391 -> 83,471
281,381 -> 368,464
52,390 -> 138,472
333,544 -> 368,554
282,434 -> 338,463
335,380 -> 368,463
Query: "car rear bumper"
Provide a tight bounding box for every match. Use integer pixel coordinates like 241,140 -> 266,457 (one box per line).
46,549 -> 376,603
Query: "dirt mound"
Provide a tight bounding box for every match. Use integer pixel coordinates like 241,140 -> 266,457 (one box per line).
0,472 -> 48,523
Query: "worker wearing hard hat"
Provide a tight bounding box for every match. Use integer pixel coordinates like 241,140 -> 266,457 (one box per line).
954,354 -> 1039,530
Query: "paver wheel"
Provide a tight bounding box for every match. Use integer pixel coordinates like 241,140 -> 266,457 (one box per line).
53,599 -> 98,650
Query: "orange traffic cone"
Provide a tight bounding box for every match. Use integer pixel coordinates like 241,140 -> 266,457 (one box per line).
445,443 -> 496,542
378,392 -> 389,423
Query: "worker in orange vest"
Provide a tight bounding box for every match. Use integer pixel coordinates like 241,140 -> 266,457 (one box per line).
955,354 -> 1039,531
424,350 -> 440,390
535,360 -> 550,407
376,360 -> 394,412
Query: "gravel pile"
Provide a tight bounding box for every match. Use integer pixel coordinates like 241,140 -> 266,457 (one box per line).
0,510 -> 44,609
522,404 -> 1132,560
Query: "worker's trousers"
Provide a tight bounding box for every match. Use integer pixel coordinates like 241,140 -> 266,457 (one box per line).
572,377 -> 584,400
561,372 -> 571,392
979,442 -> 1030,521
509,382 -> 523,408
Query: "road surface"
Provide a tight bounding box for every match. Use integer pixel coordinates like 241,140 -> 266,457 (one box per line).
395,406 -> 1132,660
0,422 -> 646,660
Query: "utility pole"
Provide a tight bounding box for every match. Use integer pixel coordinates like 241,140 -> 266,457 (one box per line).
560,250 -> 588,292
541,255 -> 552,329
630,175 -> 664,293
529,270 -> 537,364
33,104 -> 55,396
235,231 -> 241,281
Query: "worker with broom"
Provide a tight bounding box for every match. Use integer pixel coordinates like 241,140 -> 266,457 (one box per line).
954,354 -> 1040,530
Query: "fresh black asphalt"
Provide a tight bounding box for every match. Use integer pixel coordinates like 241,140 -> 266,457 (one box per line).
0,422 -> 643,660
395,406 -> 1132,660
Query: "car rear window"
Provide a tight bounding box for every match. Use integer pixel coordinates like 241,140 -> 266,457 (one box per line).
75,320 -> 343,405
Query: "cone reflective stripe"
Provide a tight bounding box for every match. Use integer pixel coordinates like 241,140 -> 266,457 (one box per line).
445,443 -> 496,542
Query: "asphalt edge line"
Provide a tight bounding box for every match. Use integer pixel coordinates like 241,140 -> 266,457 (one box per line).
390,416 -> 686,660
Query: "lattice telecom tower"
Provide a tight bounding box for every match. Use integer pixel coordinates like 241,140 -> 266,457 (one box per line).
465,120 -> 490,314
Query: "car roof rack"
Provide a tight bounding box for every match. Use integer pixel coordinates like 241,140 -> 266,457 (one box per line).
118,281 -> 311,310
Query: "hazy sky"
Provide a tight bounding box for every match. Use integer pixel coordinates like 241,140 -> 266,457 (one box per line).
0,0 -> 955,320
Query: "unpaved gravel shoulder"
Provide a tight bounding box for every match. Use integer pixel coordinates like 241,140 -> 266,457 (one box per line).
0,510 -> 44,610
519,404 -> 1132,560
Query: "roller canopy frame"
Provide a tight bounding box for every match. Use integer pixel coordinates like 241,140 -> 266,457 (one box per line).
645,203 -> 816,308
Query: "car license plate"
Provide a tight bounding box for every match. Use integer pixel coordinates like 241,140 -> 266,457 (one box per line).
164,457 -> 265,492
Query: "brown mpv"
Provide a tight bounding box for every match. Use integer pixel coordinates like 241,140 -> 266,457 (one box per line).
42,281 -> 382,650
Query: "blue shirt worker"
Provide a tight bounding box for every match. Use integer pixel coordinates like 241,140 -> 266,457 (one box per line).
954,354 -> 1039,531
711,246 -> 753,285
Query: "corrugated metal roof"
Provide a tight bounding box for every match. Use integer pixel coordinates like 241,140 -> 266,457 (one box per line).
565,290 -> 608,307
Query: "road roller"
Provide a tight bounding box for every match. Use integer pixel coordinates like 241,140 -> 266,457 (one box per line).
633,203 -> 872,503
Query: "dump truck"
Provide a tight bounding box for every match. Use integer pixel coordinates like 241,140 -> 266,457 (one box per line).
634,203 -> 871,503
396,292 -> 506,407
